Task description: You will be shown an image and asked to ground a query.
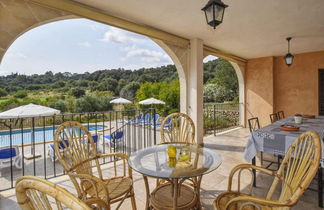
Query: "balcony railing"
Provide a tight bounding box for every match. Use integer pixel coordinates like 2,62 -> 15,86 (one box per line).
203,103 -> 240,135
0,108 -> 157,191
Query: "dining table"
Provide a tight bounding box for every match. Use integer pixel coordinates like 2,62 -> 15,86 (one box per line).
244,116 -> 324,208
128,143 -> 222,210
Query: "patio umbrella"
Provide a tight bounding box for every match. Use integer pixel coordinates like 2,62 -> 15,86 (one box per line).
139,97 -> 165,105
0,103 -> 61,159
110,97 -> 132,104
0,103 -> 60,119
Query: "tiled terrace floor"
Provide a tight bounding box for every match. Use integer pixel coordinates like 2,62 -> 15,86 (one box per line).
0,128 -> 322,209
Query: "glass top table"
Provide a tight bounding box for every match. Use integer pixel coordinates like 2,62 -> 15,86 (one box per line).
128,144 -> 222,179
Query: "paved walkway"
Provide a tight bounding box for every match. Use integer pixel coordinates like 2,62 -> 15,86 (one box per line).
0,128 -> 322,209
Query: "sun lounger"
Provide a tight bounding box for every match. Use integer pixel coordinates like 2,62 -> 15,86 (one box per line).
0,146 -> 22,169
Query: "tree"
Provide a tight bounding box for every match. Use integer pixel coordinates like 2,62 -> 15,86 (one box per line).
208,58 -> 238,100
135,81 -> 180,115
159,80 -> 180,110
135,82 -> 161,101
50,101 -> 67,112
116,79 -> 127,94
74,94 -> 113,113
51,81 -> 66,88
0,88 -> 8,97
204,83 -> 232,102
96,77 -> 118,93
26,84 -> 42,90
14,90 -> 28,98
70,88 -> 85,98
120,82 -> 140,100
77,80 -> 89,87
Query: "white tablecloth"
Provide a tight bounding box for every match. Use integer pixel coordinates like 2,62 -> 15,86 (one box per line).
244,116 -> 324,167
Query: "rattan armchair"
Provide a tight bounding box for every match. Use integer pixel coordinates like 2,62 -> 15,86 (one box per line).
15,176 -> 99,210
54,121 -> 136,210
160,112 -> 195,144
214,131 -> 322,210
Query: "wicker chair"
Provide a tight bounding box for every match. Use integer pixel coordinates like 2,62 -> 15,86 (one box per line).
214,131 -> 322,210
15,176 -> 100,210
155,113 -> 199,209
160,112 -> 195,144
54,121 -> 136,210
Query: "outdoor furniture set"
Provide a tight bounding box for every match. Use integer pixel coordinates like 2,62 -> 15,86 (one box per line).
12,112 -> 323,210
246,111 -> 324,208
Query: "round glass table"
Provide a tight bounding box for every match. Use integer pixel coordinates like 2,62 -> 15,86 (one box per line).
128,144 -> 222,209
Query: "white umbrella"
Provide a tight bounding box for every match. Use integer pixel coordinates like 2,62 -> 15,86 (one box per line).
110,97 -> 132,104
139,97 -> 165,105
0,103 -> 60,119
0,103 -> 60,159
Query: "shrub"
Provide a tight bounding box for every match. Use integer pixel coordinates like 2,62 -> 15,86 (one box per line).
14,90 -> 28,98
70,88 -> 85,98
0,88 -> 8,97
50,101 -> 67,112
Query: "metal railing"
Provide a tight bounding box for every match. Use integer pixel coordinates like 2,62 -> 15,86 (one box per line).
0,108 -> 157,191
203,103 -> 240,135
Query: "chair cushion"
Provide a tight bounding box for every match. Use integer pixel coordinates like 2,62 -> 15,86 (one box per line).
92,135 -> 98,143
0,148 -> 17,159
50,140 -> 69,150
85,176 -> 133,201
215,192 -> 267,210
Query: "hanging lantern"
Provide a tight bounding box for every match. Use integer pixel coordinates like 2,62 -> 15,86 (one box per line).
202,0 -> 228,29
284,37 -> 294,66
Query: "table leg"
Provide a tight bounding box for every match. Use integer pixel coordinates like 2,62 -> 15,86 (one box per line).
143,175 -> 151,210
252,157 -> 256,187
195,176 -> 203,209
318,167 -> 323,208
172,178 -> 179,210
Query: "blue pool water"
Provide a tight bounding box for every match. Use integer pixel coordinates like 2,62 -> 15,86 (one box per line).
0,125 -> 105,147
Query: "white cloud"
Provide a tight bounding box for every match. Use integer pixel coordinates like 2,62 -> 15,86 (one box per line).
0,69 -> 10,76
101,27 -> 146,44
87,23 -> 105,31
203,55 -> 218,63
120,45 -> 172,68
78,41 -> 91,47
5,51 -> 27,59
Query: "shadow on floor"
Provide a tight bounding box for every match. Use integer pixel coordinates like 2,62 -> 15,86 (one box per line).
204,143 -> 245,152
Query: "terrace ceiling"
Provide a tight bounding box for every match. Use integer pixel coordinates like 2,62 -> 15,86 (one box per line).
72,0 -> 324,59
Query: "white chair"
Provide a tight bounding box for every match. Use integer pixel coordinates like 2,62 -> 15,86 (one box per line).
0,146 -> 22,169
47,139 -> 69,162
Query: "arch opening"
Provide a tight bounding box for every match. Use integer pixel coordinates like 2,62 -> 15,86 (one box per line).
202,54 -> 245,135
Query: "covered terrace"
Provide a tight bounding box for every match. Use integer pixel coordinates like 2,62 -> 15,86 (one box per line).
0,0 -> 324,209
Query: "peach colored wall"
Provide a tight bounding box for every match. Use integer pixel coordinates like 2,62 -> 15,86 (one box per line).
274,51 -> 324,117
245,51 -> 324,127
245,57 -> 274,126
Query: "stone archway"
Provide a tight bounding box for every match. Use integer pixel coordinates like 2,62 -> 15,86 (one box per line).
151,39 -> 189,114
0,0 -> 77,64
0,0 -> 204,142
0,1 -> 190,112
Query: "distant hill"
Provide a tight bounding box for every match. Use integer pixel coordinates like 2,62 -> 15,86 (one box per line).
0,58 -> 236,96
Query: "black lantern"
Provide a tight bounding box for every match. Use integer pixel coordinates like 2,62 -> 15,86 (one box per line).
202,0 -> 228,29
284,37 -> 294,66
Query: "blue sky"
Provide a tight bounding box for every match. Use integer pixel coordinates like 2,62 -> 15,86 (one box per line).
0,18 -> 215,76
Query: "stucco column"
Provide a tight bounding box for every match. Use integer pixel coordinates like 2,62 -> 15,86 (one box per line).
187,39 -> 204,144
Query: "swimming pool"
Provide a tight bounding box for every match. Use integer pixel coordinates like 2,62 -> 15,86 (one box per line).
0,125 -> 106,147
